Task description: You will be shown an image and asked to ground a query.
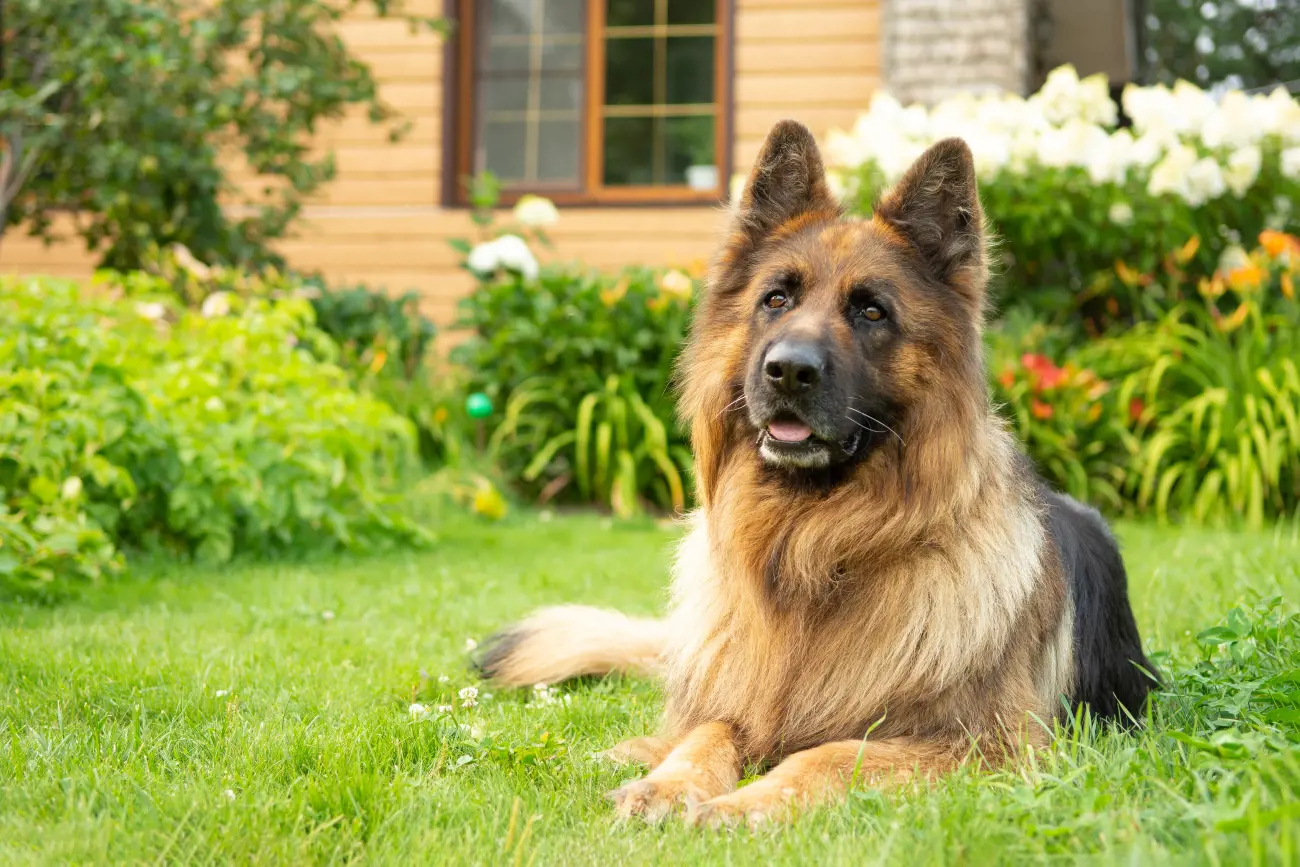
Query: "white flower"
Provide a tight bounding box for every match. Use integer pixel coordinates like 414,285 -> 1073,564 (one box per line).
321,610 -> 335,621
222,789 -> 237,802
1129,130 -> 1171,168
1281,148 -> 1300,180
436,704 -> 453,713
1035,120 -> 1107,170
458,686 -> 479,708
215,689 -> 229,698
409,703 -> 430,719
1201,90 -> 1261,150
464,638 -> 478,652
1147,144 -> 1199,201
1108,202 -> 1134,225
1086,128 -> 1135,184
466,235 -> 540,282
437,674 -> 450,684
538,509 -> 554,523
135,301 -> 167,321
1218,244 -> 1251,274
513,194 -> 559,228
1224,145 -> 1262,198
204,396 -> 224,413
1032,64 -> 1082,126
200,291 -> 231,318
1185,157 -> 1226,206
61,476 -> 83,500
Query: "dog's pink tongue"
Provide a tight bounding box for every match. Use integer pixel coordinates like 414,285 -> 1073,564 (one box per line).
768,420 -> 812,442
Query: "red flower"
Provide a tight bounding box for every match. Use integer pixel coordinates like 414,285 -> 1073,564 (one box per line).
1128,398 -> 1145,422
998,368 -> 1016,389
1031,400 -> 1054,420
1021,353 -> 1066,392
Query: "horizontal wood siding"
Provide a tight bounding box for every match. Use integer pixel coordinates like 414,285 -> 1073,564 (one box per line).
0,1 -> 880,328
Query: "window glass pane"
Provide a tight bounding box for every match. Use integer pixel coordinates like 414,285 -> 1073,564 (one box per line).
538,120 -> 581,182
475,0 -> 587,189
482,121 -> 528,183
665,36 -> 714,104
482,78 -> 529,114
604,37 -> 655,105
606,0 -> 654,27
543,0 -> 585,35
664,115 -> 715,184
667,0 -> 715,25
603,116 -> 655,185
540,77 -> 583,111
487,0 -> 532,36
542,35 -> 584,71
483,41 -> 530,72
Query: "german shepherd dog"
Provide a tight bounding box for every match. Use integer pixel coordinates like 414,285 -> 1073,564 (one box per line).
474,121 -> 1156,828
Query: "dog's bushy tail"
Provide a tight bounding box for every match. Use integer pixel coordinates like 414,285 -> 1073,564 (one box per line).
472,605 -> 667,687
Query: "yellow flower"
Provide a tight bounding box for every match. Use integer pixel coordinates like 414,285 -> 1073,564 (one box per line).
1225,263 -> 1265,294
433,406 -> 449,425
1172,235 -> 1200,266
1259,229 -> 1300,261
1282,271 -> 1294,301
1217,302 -> 1251,332
658,268 -> 694,300
472,483 -> 507,521
600,277 -> 629,308
1114,260 -> 1149,288
1198,275 -> 1226,299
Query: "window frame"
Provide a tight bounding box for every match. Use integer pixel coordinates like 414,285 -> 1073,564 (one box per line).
447,0 -> 734,207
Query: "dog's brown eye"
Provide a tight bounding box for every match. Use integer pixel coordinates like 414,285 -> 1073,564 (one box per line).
862,305 -> 885,322
764,291 -> 789,310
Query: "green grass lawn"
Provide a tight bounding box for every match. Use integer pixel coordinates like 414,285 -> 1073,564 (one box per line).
2,513 -> 1299,865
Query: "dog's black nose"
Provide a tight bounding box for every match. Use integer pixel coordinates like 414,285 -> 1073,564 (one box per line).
763,340 -> 824,393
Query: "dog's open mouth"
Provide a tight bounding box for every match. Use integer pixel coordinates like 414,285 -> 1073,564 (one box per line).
758,413 -> 861,468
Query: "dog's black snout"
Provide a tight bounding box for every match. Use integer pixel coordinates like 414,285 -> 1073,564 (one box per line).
763,340 -> 825,393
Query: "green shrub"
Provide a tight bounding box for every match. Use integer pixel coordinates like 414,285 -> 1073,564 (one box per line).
303,280 -> 437,381
0,275 -> 426,591
451,264 -> 696,510
1080,234 -> 1300,527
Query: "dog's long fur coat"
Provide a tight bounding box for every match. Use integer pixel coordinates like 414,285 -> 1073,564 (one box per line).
474,121 -> 1156,827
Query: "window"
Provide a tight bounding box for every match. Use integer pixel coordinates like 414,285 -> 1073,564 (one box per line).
452,0 -> 732,205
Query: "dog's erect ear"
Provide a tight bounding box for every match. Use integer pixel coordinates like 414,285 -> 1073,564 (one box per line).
874,137 -> 987,297
725,120 -> 840,259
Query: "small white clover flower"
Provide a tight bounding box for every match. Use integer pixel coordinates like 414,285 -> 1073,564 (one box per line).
321,610 -> 335,621
222,789 -> 237,802
458,686 -> 479,708
438,674 -> 450,684
409,703 -> 431,720
215,689 -> 229,698
437,704 -> 453,713
464,638 -> 478,652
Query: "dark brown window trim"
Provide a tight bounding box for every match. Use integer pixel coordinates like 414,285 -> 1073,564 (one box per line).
441,0 -> 734,209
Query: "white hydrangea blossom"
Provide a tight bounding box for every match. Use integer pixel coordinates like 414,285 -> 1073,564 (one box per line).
512,194 -> 559,228
466,234 -> 540,282
1224,145 -> 1262,198
823,65 -> 1300,208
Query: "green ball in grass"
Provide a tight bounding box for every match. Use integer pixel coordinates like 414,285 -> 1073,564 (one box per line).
465,392 -> 493,419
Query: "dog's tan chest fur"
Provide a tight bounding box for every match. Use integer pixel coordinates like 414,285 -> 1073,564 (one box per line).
663,441 -> 1070,760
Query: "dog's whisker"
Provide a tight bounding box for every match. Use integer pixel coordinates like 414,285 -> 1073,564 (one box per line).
845,415 -> 886,435
716,395 -> 747,420
846,408 -> 906,447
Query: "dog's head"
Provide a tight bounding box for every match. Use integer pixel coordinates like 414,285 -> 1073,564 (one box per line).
680,120 -> 991,500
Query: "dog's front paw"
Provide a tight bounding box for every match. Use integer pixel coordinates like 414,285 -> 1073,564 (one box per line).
686,784 -> 793,830
607,776 -> 707,823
